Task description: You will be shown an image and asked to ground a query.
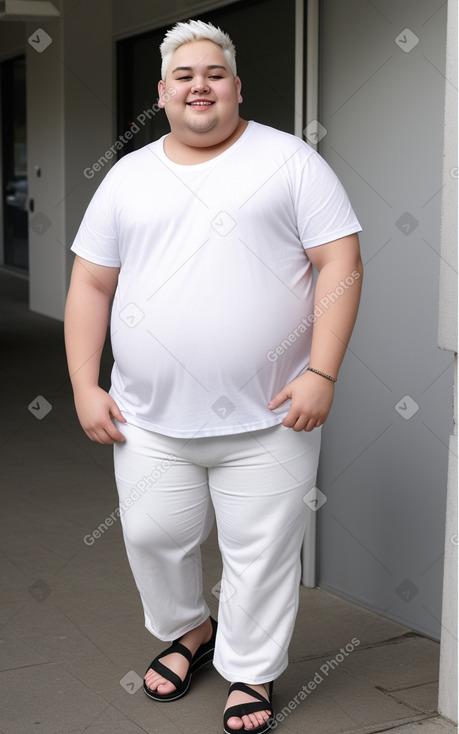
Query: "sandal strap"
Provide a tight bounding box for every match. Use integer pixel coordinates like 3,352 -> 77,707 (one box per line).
224,682 -> 273,726
148,658 -> 184,691
146,640 -> 193,690
161,641 -> 193,664
228,682 -> 272,705
224,701 -> 273,724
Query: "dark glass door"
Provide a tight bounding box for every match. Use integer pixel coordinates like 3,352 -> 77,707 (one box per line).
2,56 -> 28,271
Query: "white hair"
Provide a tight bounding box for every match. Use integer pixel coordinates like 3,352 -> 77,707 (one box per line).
160,19 -> 237,80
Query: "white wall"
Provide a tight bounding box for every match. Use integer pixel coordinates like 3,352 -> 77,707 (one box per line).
317,0 -> 453,640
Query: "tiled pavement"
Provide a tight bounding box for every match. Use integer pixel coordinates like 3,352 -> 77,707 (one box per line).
0,270 -> 455,734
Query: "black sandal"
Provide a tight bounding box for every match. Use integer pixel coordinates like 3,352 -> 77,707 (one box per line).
143,616 -> 217,702
223,681 -> 275,734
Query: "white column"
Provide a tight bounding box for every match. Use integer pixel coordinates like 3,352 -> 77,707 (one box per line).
26,0 -> 65,318
26,0 -> 112,320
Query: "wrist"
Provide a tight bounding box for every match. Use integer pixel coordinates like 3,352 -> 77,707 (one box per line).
71,380 -> 100,396
306,366 -> 337,383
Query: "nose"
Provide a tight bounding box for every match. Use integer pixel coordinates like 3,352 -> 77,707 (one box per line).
191,78 -> 210,94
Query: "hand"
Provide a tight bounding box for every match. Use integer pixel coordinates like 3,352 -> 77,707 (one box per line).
74,385 -> 126,444
268,371 -> 335,432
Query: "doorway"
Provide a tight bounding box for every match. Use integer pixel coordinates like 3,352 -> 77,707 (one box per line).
1,55 -> 28,272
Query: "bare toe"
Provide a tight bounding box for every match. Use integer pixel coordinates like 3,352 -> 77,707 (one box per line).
224,683 -> 272,732
227,717 -> 244,730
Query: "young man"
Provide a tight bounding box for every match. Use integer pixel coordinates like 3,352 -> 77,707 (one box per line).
65,19 -> 363,734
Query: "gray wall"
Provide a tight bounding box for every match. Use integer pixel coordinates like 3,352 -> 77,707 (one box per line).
438,0 -> 457,720
25,0 -> 113,319
317,0 -> 453,640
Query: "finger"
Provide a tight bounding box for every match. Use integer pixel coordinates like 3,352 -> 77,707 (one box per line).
104,419 -> 126,443
282,409 -> 300,428
86,422 -> 125,444
303,417 -> 319,432
268,389 -> 289,410
110,401 -> 127,423
292,416 -> 309,431
85,428 -> 108,444
288,411 -> 319,431
88,428 -> 114,444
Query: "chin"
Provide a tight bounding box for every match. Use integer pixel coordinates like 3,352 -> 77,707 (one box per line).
186,126 -> 223,143
187,117 -> 218,132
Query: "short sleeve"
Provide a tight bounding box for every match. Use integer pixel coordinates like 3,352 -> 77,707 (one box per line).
71,171 -> 121,267
296,149 -> 362,249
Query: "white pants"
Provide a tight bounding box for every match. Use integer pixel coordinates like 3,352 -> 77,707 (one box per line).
113,421 -> 321,685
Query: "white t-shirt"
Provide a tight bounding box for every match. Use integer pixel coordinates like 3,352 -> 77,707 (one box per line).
71,121 -> 362,438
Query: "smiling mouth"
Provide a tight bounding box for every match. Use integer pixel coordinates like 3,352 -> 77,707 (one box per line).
187,101 -> 215,107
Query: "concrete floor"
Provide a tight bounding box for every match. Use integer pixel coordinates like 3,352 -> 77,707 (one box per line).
0,270 -> 455,734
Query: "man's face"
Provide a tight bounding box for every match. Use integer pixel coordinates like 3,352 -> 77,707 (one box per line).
158,39 -> 242,147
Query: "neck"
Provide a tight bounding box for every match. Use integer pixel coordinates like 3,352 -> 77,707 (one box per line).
164,118 -> 248,165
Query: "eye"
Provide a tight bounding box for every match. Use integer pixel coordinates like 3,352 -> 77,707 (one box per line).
209,75 -> 223,79
177,75 -> 192,81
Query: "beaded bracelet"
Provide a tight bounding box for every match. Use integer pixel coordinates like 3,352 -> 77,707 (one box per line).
306,366 -> 337,383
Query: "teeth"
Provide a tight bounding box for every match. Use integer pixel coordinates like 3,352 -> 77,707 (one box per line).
191,102 -> 212,106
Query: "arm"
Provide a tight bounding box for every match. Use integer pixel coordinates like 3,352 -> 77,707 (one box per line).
64,255 -> 126,443
268,233 -> 363,431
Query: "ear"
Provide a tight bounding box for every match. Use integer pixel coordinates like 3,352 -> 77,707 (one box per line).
235,76 -> 243,104
158,79 -> 167,108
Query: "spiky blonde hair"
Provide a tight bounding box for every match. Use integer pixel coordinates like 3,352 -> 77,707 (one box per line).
160,19 -> 237,80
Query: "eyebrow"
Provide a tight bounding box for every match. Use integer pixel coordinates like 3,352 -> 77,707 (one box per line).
171,64 -> 228,74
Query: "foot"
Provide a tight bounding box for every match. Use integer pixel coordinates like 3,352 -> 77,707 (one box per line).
144,618 -> 213,696
224,683 -> 272,731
